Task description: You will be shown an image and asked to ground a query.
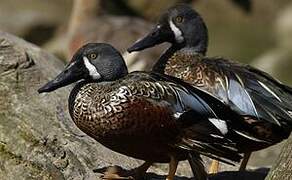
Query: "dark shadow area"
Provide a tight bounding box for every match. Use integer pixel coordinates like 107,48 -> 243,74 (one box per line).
208,168 -> 269,180
231,0 -> 252,12
23,24 -> 57,46
94,166 -> 269,180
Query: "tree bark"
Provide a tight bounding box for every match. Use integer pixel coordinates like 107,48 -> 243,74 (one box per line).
265,133 -> 292,180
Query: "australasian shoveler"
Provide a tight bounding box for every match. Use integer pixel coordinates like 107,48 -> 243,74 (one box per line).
128,4 -> 292,172
38,43 -> 244,180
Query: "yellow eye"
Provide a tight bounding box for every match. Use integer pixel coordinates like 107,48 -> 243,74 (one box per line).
175,16 -> 184,23
88,53 -> 97,60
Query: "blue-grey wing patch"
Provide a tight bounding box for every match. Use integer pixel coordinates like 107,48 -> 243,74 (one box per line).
227,72 -> 258,118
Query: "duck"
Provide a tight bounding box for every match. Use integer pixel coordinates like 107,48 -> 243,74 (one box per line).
38,43 -> 245,180
127,4 -> 292,172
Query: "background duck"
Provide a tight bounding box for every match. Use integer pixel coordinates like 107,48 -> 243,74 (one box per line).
38,43 -> 246,180
128,4 -> 292,172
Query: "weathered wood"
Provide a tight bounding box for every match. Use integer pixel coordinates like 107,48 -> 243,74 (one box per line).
265,133 -> 292,180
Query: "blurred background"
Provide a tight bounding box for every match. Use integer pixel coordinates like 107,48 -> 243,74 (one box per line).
0,0 -> 291,170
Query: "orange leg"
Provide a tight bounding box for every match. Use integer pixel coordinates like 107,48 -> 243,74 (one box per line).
102,166 -> 132,180
208,160 -> 219,174
102,161 -> 152,180
166,155 -> 179,180
239,152 -> 251,171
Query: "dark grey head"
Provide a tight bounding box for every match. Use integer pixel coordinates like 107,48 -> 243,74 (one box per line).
38,43 -> 128,93
128,4 -> 208,55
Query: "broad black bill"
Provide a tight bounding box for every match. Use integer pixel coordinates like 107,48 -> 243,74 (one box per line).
127,24 -> 173,53
38,62 -> 83,93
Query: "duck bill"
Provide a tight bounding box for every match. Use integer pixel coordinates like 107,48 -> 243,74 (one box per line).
38,62 -> 82,93
127,24 -> 171,53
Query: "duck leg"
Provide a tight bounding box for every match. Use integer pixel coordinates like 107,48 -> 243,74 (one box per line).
102,166 -> 132,180
132,161 -> 152,178
208,160 -> 219,174
102,161 -> 152,180
239,152 -> 251,171
166,155 -> 179,180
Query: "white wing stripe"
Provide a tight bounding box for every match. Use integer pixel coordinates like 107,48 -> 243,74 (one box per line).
208,118 -> 228,135
258,80 -> 282,102
235,130 -> 267,143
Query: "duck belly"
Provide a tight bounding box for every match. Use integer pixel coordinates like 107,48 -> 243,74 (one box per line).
99,135 -> 188,163
73,97 -> 186,162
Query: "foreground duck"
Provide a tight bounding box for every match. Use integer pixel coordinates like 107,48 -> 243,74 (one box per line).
128,4 -> 292,171
38,43 -> 246,180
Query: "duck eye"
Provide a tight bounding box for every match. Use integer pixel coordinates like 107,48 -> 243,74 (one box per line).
88,53 -> 97,60
175,16 -> 184,23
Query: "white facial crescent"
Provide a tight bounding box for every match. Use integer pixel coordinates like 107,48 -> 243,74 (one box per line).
169,20 -> 184,43
83,56 -> 101,80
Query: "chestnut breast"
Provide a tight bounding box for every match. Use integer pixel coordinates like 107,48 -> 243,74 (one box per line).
69,80 -> 184,162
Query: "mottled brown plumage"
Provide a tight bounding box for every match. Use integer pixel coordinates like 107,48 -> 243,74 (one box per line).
70,79 -> 183,162
39,43 -> 243,179
165,52 -> 224,96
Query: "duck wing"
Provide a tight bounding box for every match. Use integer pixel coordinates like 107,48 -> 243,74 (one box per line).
146,72 -> 243,163
203,58 -> 292,142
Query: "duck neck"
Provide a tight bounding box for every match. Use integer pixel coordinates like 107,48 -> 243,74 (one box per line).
182,31 -> 208,56
152,45 -> 179,73
152,42 -> 206,73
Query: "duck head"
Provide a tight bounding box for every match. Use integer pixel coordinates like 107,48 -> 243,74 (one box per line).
38,43 -> 128,93
128,4 -> 208,55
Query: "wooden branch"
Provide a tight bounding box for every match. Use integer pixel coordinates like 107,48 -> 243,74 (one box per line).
265,133 -> 292,180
